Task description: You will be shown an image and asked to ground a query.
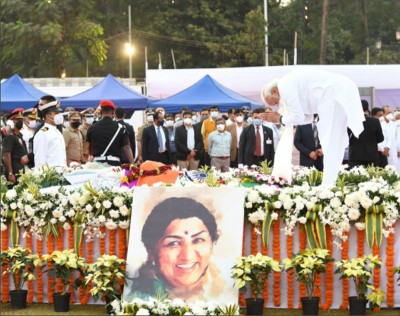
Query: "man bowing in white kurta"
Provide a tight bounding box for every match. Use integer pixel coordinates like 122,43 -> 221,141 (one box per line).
261,67 -> 365,185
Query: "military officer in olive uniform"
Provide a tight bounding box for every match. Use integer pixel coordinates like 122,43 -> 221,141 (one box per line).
63,111 -> 83,165
34,100 -> 67,168
2,110 -> 30,184
87,100 -> 134,166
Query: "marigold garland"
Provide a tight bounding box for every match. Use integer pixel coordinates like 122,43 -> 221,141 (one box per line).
321,228 -> 333,310
261,233 -> 268,306
272,218 -> 281,307
1,228 -> 9,303
286,235 -> 294,309
26,233 -> 34,303
250,225 -> 258,256
79,241 -> 85,304
47,236 -> 55,303
340,232 -> 349,310
67,228 -> 75,304
36,238 -> 43,303
56,228 -> 64,293
357,229 -> 364,258
100,227 -> 106,255
298,227 -> 307,308
84,240 -> 94,304
109,228 -> 116,256
372,241 -> 380,312
386,229 -> 395,307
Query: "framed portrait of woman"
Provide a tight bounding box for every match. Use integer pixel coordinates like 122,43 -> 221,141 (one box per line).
122,186 -> 245,305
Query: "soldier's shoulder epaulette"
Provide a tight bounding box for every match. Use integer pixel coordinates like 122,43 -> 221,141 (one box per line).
41,127 -> 49,132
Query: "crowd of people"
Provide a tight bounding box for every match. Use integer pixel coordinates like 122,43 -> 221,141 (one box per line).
1,90 -> 400,186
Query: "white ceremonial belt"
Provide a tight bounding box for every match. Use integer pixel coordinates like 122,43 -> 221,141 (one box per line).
93,156 -> 120,162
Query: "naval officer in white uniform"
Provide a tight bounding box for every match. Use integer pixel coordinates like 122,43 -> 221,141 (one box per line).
34,100 -> 67,168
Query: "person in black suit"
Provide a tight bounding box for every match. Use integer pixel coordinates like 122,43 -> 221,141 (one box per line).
238,108 -> 274,167
348,101 -> 384,168
294,115 -> 323,171
175,111 -> 204,170
115,107 -> 136,164
142,110 -> 170,164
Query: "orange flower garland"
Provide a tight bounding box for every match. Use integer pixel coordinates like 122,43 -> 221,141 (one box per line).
239,222 -> 246,307
314,273 -> 321,300
1,228 -> 9,303
67,228 -> 75,304
340,233 -> 349,310
386,229 -> 395,307
372,241 -> 380,312
286,235 -> 294,309
250,225 -> 258,256
47,236 -> 55,303
84,240 -> 94,304
321,228 -> 333,310
261,233 -> 268,305
118,228 -> 127,260
56,228 -> 64,293
79,241 -> 85,304
272,218 -> 281,307
357,229 -> 364,258
298,227 -> 307,308
100,227 -> 106,255
26,233 -> 34,303
36,238 -> 43,303
109,228 -> 116,256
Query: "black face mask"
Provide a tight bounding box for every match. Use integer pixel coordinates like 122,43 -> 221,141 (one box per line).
15,120 -> 23,130
158,119 -> 164,126
71,121 -> 81,129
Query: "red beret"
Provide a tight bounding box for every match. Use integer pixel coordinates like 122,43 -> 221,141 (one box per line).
99,100 -> 116,110
8,108 -> 25,120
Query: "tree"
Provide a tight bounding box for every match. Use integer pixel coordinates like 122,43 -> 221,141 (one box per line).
0,0 -> 107,78
319,0 -> 329,64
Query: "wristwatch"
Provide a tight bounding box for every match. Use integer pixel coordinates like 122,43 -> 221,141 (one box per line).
279,116 -> 285,126
8,172 -> 13,176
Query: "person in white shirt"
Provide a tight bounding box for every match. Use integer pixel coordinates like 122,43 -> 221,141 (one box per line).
394,111 -> 400,172
34,100 -> 67,168
21,108 -> 39,149
225,108 -> 236,126
382,105 -> 399,169
372,107 -> 390,167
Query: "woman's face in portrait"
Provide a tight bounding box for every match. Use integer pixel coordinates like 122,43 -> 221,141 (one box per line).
154,217 -> 213,289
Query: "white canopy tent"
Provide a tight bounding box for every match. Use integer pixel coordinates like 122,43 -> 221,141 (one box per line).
147,65 -> 400,109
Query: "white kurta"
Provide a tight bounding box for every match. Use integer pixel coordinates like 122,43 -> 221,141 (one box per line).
275,68 -> 365,185
33,123 -> 67,168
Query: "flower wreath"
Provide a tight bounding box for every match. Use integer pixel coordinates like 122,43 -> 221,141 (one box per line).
121,163 -> 173,183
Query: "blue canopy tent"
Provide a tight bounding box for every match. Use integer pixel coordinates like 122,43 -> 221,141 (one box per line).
150,74 -> 262,113
1,74 -> 50,111
60,74 -> 149,110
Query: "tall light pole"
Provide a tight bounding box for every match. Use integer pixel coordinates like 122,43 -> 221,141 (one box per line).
128,5 -> 132,78
264,0 -> 268,66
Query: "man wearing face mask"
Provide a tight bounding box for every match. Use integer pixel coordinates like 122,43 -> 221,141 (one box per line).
207,117 -> 231,172
164,113 -> 177,164
226,109 -> 249,168
381,105 -> 399,168
201,105 -> 220,166
136,108 -> 155,163
2,110 -> 31,184
63,111 -> 83,166
20,108 -> 39,149
238,108 -> 274,168
175,111 -> 204,170
80,108 -> 95,163
142,110 -> 170,164
34,100 -> 67,168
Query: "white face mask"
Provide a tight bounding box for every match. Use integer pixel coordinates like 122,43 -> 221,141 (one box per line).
210,111 -> 219,118
192,115 -> 197,123
165,120 -> 174,127
396,120 -> 400,126
183,118 -> 192,125
247,117 -> 253,124
86,117 -> 94,125
64,121 -> 70,128
386,113 -> 394,121
236,116 -> 244,123
53,113 -> 64,125
7,120 -> 14,129
175,117 -> 182,122
147,115 -> 154,122
28,120 -> 36,129
216,124 -> 225,131
379,116 -> 384,122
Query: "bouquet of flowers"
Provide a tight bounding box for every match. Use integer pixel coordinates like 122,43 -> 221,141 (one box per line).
335,255 -> 385,307
283,248 -> 333,299
231,252 -> 281,300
